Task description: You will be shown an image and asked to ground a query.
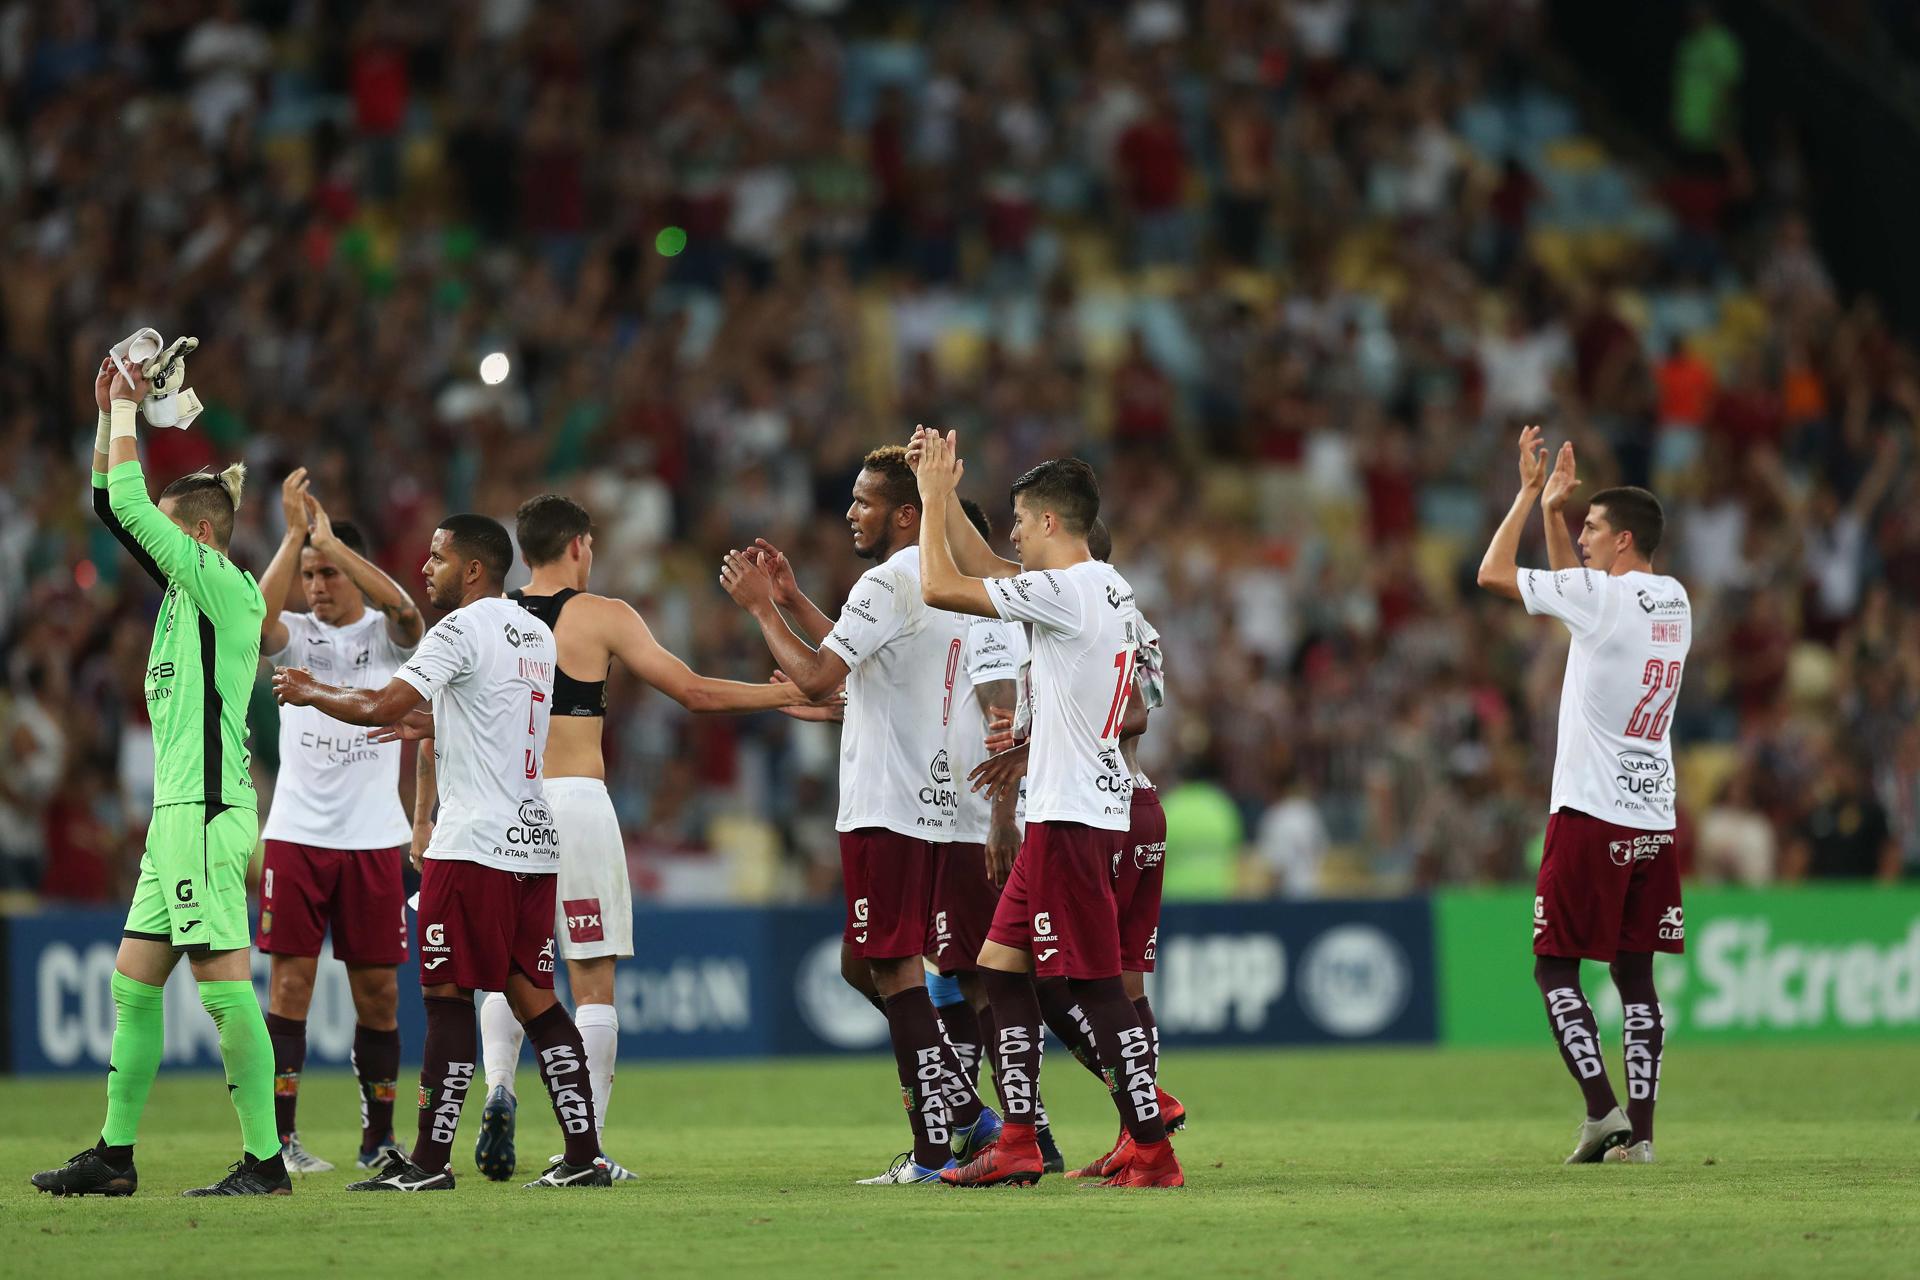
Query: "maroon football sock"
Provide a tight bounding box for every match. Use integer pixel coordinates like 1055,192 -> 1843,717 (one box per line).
1070,976 -> 1168,1146
353,1024 -> 402,1150
881,987 -> 961,1167
1033,976 -> 1106,1084
1132,995 -> 1160,1086
935,999 -> 983,1090
266,1013 -> 304,1142
521,1004 -> 601,1168
413,996 -> 478,1174
1610,952 -> 1663,1143
1535,957 -> 1621,1120
981,969 -> 1044,1127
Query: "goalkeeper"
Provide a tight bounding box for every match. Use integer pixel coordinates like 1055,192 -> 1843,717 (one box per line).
31,350 -> 289,1198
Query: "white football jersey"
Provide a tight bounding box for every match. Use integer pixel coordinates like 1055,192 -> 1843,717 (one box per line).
986,561 -> 1142,830
395,596 -> 560,872
821,546 -> 969,840
1129,617 -> 1164,789
1518,568 -> 1692,831
950,616 -> 1026,842
264,610 -> 416,849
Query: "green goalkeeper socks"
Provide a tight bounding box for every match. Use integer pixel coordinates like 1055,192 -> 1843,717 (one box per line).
198,980 -> 279,1159
101,972 -> 167,1148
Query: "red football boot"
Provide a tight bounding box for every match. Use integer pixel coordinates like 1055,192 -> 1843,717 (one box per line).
1065,1130 -> 1133,1180
1103,1138 -> 1183,1188
1159,1088 -> 1186,1133
940,1124 -> 1046,1187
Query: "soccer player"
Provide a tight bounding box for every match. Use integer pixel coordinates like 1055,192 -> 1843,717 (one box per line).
927,499 -> 1065,1174
719,446 -> 998,1185
965,517 -> 1185,1180
911,430 -> 1182,1189
1477,427 -> 1690,1166
467,493 -> 812,1182
33,359 -> 287,1198
254,469 -> 423,1173
273,515 -> 610,1190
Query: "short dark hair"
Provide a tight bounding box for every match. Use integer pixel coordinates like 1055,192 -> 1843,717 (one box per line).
516,493 -> 593,566
159,463 -> 247,550
1588,486 -> 1665,557
861,445 -> 919,513
960,497 -> 992,542
438,514 -> 513,584
325,520 -> 368,558
1088,517 -> 1112,562
1009,458 -> 1099,536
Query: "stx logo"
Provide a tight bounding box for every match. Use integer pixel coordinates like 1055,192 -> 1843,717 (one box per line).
564,898 -> 605,944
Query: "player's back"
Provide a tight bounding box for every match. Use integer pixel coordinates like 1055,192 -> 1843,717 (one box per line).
1012,560 -> 1142,831
509,587 -> 610,781
403,595 -> 560,869
1519,566 -> 1692,832
824,545 -> 969,840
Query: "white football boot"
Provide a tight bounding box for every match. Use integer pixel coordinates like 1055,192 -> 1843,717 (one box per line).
279,1133 -> 334,1174
1564,1106 -> 1632,1164
1604,1140 -> 1655,1164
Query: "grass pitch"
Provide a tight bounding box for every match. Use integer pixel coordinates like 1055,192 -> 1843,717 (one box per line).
5,1043 -> 1917,1278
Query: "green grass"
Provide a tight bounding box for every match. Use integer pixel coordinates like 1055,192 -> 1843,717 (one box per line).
5,1044 -> 1918,1278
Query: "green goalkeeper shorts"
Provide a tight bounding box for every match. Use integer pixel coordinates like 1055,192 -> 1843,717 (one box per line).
125,803 -> 258,952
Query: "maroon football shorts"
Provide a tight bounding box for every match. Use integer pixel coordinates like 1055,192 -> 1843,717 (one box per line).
839,828 -> 937,960
927,841 -> 999,975
415,857 -> 558,991
987,821 -> 1122,980
1533,807 -> 1684,963
1112,787 -> 1167,973
257,841 -> 408,965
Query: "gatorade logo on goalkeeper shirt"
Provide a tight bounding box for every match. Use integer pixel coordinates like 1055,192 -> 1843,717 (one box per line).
100,461 -> 265,812
394,597 -> 559,874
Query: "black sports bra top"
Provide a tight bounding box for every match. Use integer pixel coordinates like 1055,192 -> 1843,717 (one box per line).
508,588 -> 608,717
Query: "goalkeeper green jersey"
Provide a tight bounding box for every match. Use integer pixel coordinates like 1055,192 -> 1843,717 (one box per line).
95,461 -> 265,811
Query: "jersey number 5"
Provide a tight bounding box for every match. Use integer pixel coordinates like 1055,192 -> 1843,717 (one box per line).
1625,660 -> 1681,742
525,690 -> 547,778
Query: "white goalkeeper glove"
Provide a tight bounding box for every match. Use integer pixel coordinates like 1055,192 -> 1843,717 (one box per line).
108,328 -> 204,429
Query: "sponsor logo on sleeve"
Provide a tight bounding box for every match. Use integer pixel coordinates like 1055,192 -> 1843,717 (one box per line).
563,898 -> 605,943
503,623 -> 525,648
845,596 -> 880,624
1041,572 -> 1061,595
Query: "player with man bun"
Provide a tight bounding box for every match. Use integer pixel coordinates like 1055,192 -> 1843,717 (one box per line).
34,356 -> 285,1198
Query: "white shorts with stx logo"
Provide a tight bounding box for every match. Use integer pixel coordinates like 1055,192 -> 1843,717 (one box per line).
546,776 -> 633,961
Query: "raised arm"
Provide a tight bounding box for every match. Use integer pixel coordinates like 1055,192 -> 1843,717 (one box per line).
1476,425 -> 1548,601
90,360 -> 165,588
597,595 -> 807,713
719,551 -> 852,700
306,491 -> 424,647
750,539 -> 836,645
257,469 -> 311,656
1540,440 -> 1581,573
272,669 -> 425,728
908,427 -> 1021,578
915,432 -> 1000,618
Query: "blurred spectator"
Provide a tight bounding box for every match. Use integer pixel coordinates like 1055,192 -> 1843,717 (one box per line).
1785,754 -> 1901,882
1,0 -> 1914,909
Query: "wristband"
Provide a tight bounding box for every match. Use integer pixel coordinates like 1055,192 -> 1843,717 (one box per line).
94,411 -> 111,455
110,400 -> 139,442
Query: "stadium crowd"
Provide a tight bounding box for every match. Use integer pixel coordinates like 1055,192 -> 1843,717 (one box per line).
1,0 -> 1914,908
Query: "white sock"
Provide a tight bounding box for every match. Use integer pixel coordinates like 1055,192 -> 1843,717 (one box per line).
480,991 -> 524,1097
574,1002 -> 619,1141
